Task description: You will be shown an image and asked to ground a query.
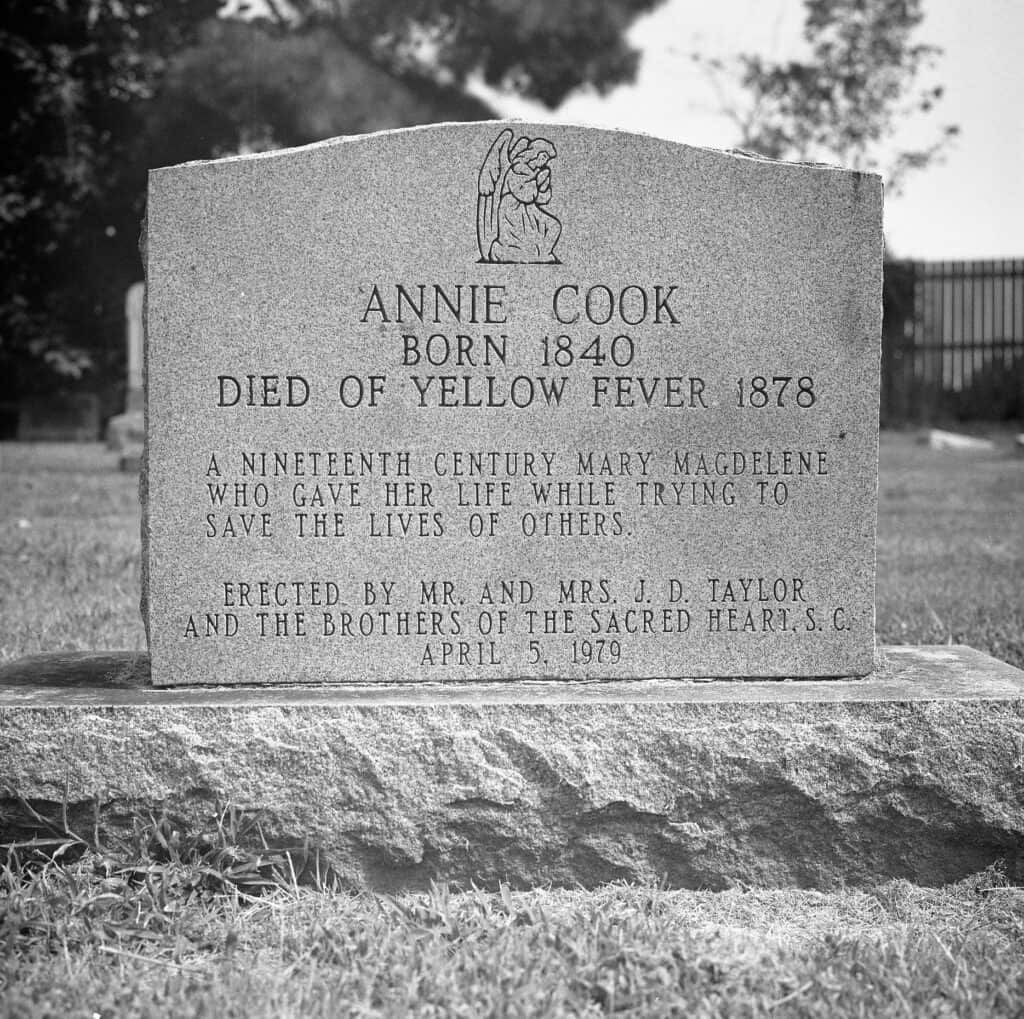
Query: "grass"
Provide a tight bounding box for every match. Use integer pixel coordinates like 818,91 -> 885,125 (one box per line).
875,431 -> 1024,668
0,443 -> 144,660
1,431 -> 1023,1015
2,817 -> 1023,1018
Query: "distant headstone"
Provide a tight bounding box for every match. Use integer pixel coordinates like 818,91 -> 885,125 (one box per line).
106,282 -> 146,469
125,282 -> 145,412
18,392 -> 100,442
144,123 -> 882,687
923,428 -> 995,452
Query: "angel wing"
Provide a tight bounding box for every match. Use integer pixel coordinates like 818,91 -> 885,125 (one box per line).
476,129 -> 514,261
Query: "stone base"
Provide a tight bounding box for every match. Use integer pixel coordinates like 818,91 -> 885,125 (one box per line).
2,645 -> 1022,891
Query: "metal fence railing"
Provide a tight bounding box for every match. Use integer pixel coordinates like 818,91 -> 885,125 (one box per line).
882,259 -> 1024,424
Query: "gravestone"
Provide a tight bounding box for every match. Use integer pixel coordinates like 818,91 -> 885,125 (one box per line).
144,122 -> 882,687
18,392 -> 101,441
4,122 -> 1024,892
106,281 -> 146,469
125,281 -> 145,412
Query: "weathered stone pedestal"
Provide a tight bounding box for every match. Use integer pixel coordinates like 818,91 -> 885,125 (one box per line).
2,645 -> 1022,892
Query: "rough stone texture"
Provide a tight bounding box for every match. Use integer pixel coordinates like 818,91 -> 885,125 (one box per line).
145,122 -> 883,686
3,645 -> 1022,891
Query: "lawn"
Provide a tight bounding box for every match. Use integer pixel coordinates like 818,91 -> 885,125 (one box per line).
874,430 -> 1024,668
1,432 -> 1023,1016
3,847 -> 1023,1018
0,443 -> 145,661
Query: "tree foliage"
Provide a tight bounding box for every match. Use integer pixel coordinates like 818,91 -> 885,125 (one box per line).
696,0 -> 958,193
3,0 -> 663,400
257,0 -> 664,109
1,0 -> 218,395
145,17 -> 497,163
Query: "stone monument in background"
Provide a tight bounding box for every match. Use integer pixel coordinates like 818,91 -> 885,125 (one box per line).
125,281 -> 145,413
106,280 -> 146,470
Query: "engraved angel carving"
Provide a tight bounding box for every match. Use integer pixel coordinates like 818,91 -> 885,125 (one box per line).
477,128 -> 561,263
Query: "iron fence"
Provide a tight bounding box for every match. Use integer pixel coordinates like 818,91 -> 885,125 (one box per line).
882,259 -> 1024,423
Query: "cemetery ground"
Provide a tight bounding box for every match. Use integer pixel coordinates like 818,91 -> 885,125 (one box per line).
1,432 -> 1023,1016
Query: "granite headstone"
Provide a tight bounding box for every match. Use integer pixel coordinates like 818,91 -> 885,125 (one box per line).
144,122 -> 882,686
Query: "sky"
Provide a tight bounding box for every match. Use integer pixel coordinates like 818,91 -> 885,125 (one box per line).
472,0 -> 1024,261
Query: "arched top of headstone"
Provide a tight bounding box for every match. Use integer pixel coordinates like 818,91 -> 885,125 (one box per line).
143,121 -> 882,686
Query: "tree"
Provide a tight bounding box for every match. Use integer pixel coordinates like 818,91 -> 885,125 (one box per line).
2,0 -> 664,407
695,0 -> 958,194
1,0 -> 218,400
142,17 -> 498,165
256,0 -> 665,109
